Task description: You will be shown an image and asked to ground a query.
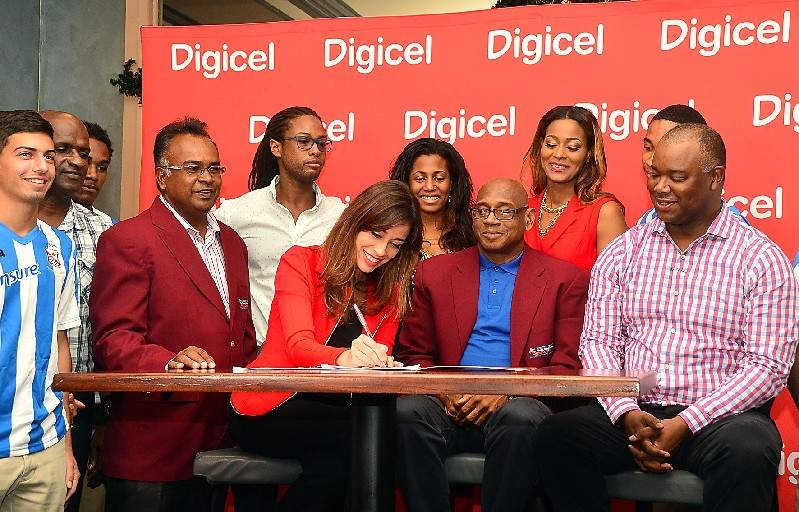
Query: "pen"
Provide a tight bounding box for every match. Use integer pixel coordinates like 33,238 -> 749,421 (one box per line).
352,303 -> 374,338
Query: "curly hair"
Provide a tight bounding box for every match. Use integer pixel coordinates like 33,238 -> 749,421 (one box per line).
388,138 -> 475,252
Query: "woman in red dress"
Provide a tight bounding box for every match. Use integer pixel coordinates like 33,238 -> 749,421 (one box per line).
522,106 -> 628,271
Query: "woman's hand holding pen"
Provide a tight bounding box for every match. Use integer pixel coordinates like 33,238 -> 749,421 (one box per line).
336,334 -> 403,367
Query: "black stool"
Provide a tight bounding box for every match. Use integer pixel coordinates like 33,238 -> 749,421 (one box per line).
193,448 -> 301,511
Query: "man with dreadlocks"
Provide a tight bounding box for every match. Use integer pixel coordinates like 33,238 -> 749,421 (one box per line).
216,106 -> 345,346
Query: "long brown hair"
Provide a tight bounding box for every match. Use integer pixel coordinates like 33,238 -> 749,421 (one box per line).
522,106 -> 609,204
321,180 -> 422,320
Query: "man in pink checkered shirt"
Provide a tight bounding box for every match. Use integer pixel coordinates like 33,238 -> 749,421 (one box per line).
536,123 -> 798,512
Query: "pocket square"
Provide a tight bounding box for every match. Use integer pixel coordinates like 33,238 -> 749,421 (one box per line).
529,343 -> 554,358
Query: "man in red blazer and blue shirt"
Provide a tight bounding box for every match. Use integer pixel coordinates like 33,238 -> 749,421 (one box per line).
395,178 -> 589,512
90,118 -> 257,511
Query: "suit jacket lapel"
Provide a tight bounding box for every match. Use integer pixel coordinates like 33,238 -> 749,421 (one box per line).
150,198 -> 228,320
451,248 -> 480,357
539,195 -> 584,252
220,226 -> 241,326
510,246 -> 546,366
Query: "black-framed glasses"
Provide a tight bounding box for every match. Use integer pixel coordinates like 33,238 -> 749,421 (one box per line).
470,206 -> 528,221
157,162 -> 226,176
283,135 -> 333,152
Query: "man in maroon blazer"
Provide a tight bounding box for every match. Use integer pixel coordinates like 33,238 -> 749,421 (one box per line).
395,178 -> 589,512
90,118 -> 256,511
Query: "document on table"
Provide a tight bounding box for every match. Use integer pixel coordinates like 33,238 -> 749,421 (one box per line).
233,365 -> 421,373
319,364 -> 422,371
424,365 -> 530,371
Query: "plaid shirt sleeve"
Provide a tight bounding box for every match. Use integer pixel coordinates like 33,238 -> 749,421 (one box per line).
678,245 -> 799,433
579,235 -> 640,424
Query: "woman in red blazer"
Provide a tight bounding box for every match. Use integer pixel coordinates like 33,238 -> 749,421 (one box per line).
230,180 -> 421,511
522,106 -> 628,271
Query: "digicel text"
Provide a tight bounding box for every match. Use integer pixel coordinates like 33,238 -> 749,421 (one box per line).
171,43 -> 275,79
324,35 -> 432,74
487,25 -> 604,65
249,113 -> 355,144
404,106 -> 516,144
577,99 -> 696,141
661,11 -> 791,57
754,94 -> 799,134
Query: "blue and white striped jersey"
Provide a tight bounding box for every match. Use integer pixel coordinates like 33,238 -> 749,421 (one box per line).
0,220 -> 80,458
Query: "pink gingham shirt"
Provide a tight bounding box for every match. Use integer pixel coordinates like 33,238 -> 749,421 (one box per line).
580,205 -> 798,433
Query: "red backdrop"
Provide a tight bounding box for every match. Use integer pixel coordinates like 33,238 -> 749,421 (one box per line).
141,0 -> 799,508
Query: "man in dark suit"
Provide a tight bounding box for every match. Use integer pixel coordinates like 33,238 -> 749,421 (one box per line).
395,178 -> 589,512
90,118 -> 257,511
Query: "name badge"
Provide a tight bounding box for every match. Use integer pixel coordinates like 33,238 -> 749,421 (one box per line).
238,299 -> 249,310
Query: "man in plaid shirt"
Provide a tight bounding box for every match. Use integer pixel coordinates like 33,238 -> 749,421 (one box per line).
37,111 -> 113,512
537,123 -> 798,511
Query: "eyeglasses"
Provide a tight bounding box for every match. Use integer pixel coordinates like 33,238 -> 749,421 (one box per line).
470,206 -> 528,221
157,162 -> 226,176
283,135 -> 333,153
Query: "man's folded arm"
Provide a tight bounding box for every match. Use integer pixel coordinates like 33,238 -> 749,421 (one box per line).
680,251 -> 799,433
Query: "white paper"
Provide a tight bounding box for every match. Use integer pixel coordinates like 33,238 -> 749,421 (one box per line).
319,364 -> 422,372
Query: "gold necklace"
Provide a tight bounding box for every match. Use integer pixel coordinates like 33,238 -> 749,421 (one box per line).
538,190 -> 568,237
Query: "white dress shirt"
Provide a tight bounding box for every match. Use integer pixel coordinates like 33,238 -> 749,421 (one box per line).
215,176 -> 345,345
160,196 -> 230,318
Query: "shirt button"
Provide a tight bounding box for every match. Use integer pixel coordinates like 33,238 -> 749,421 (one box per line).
670,328 -> 676,333
230,340 -> 236,347
492,290 -> 497,294
673,290 -> 679,296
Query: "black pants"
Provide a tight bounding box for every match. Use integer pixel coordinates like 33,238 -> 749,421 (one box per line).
396,395 -> 551,512
104,475 -> 211,512
535,402 -> 781,512
229,396 -> 351,512
65,391 -> 95,512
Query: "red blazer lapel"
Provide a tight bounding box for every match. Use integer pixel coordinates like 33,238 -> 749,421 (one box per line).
149,198 -> 228,320
220,225 -> 243,327
510,246 -> 545,366
451,248 -> 480,357
539,195 -> 584,252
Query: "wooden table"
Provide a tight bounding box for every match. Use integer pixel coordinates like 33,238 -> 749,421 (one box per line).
55,367 -> 656,512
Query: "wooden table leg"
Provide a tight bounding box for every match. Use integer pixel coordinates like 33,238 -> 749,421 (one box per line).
351,394 -> 396,512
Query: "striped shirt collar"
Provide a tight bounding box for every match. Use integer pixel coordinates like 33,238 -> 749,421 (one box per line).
650,200 -> 733,241
159,195 -> 220,239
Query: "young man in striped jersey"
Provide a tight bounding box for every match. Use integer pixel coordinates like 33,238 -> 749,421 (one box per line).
0,110 -> 81,510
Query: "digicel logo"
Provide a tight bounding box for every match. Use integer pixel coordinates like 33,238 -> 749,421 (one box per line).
249,113 -> 355,144
324,36 -> 432,74
171,43 -> 275,79
660,11 -> 791,57
404,106 -> 516,143
576,99 -> 696,141
754,94 -> 799,134
487,25 -> 603,64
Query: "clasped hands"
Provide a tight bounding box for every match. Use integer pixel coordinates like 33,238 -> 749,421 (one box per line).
622,410 -> 691,473
439,394 -> 508,428
335,334 -> 403,368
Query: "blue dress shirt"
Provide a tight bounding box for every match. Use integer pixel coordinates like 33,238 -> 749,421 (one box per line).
459,251 -> 522,367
